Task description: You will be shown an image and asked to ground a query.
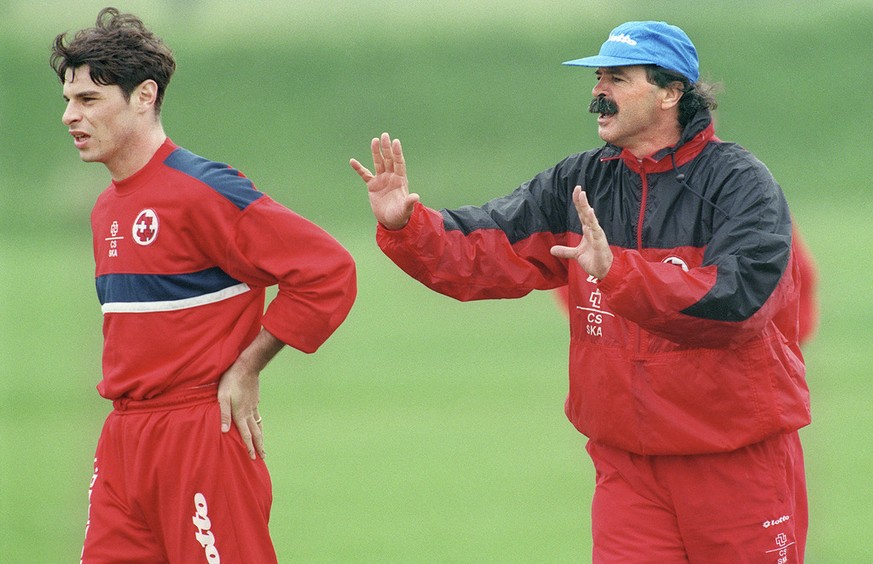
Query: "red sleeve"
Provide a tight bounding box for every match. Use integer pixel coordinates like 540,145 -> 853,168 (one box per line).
598,244 -> 798,349
377,203 -> 567,301
792,225 -> 819,345
224,197 -> 357,353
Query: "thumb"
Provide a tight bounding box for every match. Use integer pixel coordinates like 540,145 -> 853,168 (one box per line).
218,393 -> 232,433
550,244 -> 579,260
404,193 -> 420,212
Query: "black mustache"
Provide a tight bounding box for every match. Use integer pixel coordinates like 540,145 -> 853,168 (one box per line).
588,96 -> 618,116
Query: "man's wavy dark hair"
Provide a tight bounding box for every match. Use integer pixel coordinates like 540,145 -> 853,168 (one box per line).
645,65 -> 720,129
50,7 -> 176,114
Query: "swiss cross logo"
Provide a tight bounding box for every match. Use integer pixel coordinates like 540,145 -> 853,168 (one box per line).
133,209 -> 159,246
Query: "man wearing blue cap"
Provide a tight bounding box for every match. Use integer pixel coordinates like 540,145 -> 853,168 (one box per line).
352,21 -> 809,562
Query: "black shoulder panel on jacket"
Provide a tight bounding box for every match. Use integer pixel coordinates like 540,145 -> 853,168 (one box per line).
678,142 -> 793,321
441,153 -> 593,245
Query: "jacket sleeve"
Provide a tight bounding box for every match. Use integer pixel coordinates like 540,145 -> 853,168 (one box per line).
791,223 -> 818,345
598,157 -> 797,348
223,196 -> 357,353
377,166 -> 574,301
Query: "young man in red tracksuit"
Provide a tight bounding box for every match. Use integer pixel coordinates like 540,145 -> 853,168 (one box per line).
52,8 -> 356,562
351,21 -> 810,563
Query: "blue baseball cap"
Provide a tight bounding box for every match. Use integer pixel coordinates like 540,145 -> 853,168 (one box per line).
563,21 -> 699,84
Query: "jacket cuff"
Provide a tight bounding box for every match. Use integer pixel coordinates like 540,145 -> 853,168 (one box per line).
376,203 -> 424,244
598,250 -> 627,293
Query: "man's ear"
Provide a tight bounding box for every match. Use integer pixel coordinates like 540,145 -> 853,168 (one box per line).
661,81 -> 685,110
133,79 -> 159,113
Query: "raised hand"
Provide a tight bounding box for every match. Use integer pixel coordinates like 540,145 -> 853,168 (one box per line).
550,186 -> 613,280
350,132 -> 420,230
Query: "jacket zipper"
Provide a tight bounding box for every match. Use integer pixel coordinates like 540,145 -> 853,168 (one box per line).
637,165 -> 648,252
635,165 -> 649,355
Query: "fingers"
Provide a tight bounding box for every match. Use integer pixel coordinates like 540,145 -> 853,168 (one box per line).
377,132 -> 405,177
246,411 -> 265,460
219,386 -> 264,460
349,158 -> 373,182
236,415 -> 255,460
351,132 -> 403,182
551,186 -> 605,258
379,132 -> 394,173
571,186 -> 590,222
371,136 -> 385,175
234,411 -> 264,460
374,133 -> 402,174
573,187 -> 604,238
391,137 -> 406,178
252,414 -> 265,460
569,186 -> 613,279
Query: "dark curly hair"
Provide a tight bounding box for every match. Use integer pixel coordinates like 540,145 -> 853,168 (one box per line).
50,7 -> 175,114
644,65 -> 720,129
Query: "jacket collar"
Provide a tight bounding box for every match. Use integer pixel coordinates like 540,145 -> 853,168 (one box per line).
601,109 -> 716,173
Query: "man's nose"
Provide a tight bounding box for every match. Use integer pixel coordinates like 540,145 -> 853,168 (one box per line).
62,102 -> 80,126
592,80 -> 607,98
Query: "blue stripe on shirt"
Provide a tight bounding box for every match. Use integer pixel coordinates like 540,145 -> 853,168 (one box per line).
164,148 -> 264,210
96,267 -> 244,306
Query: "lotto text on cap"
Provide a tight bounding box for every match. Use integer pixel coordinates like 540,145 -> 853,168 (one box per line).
563,21 -> 700,84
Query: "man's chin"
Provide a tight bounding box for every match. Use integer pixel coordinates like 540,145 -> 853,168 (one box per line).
596,122 -> 617,145
596,113 -> 618,132
76,149 -> 103,164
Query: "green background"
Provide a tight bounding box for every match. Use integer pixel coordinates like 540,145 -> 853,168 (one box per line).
2,1 -> 871,561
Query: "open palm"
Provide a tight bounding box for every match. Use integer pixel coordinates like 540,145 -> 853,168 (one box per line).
550,186 -> 613,280
350,132 -> 420,230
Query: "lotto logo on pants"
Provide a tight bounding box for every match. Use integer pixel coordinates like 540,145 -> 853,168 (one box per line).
192,492 -> 221,562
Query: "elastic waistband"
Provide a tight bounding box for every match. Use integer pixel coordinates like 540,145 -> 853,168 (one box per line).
112,384 -> 218,413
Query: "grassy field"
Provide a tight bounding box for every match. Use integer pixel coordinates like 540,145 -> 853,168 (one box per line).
2,1 -> 872,561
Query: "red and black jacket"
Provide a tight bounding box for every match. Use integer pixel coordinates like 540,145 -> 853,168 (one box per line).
378,109 -> 810,455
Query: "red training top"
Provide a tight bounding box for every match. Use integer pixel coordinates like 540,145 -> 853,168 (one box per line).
91,139 -> 356,400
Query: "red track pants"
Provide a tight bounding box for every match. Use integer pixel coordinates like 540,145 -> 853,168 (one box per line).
587,431 -> 807,563
80,387 -> 277,563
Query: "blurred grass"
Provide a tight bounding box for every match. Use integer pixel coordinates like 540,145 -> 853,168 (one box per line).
2,1 -> 872,561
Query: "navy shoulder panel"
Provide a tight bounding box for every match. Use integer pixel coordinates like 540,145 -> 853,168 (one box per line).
164,148 -> 264,210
